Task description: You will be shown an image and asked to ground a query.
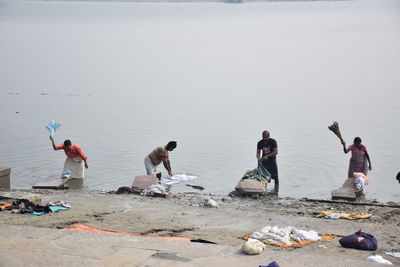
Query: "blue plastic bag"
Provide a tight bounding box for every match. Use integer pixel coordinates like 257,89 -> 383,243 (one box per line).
260,261 -> 280,267
339,230 -> 378,251
46,120 -> 61,136
61,171 -> 71,179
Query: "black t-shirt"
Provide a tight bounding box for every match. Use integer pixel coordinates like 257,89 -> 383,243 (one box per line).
257,138 -> 277,161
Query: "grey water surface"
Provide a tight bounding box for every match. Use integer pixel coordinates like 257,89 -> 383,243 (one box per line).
0,0 -> 399,202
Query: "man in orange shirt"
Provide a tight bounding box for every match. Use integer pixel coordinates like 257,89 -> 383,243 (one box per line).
50,137 -> 88,179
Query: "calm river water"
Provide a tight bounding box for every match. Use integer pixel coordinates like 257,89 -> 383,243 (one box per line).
0,0 -> 399,202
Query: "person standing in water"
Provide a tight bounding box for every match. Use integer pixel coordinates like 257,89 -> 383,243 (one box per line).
257,130 -> 279,185
144,141 -> 177,179
50,137 -> 88,179
342,137 -> 372,178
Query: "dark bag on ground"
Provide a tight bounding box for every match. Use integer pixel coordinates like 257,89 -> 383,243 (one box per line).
339,230 -> 377,251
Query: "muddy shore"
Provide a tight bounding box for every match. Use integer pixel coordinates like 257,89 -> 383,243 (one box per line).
1,189 -> 399,266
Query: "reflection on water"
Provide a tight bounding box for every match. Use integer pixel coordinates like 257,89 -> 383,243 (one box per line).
0,0 -> 399,202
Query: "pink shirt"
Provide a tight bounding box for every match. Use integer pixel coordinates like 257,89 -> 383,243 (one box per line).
55,144 -> 87,160
348,144 -> 367,153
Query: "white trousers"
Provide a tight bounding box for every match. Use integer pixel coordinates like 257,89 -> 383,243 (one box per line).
144,155 -> 160,175
63,157 -> 84,179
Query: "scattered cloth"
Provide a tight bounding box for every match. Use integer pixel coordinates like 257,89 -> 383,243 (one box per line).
242,161 -> 271,182
49,206 -> 69,213
141,184 -> 166,196
291,230 -> 320,242
0,203 -> 12,211
203,197 -> 219,208
314,210 -> 372,220
161,174 -> 197,185
260,261 -> 280,267
242,238 -> 266,255
251,225 -> 320,245
385,252 -> 400,258
366,255 -> 392,265
339,230 -> 377,251
0,199 -> 70,215
45,120 -> 61,136
47,200 -> 71,209
241,225 -> 337,248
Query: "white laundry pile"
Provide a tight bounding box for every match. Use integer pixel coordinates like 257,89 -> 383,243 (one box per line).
141,184 -> 166,196
366,255 -> 393,265
250,225 -> 321,245
161,174 -> 197,185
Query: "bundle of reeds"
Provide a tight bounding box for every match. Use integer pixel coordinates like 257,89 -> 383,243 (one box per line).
328,121 -> 345,144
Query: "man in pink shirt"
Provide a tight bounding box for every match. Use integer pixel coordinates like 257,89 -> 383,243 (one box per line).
50,137 -> 88,179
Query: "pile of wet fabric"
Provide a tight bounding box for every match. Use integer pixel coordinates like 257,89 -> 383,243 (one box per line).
140,184 -> 174,198
161,174 -> 197,185
242,161 -> 271,182
251,225 -> 321,245
141,184 -> 166,196
314,210 -> 372,220
241,225 -> 337,248
0,199 -> 70,215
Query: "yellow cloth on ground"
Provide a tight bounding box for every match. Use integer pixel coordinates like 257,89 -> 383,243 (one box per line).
240,233 -> 340,248
314,210 -> 372,220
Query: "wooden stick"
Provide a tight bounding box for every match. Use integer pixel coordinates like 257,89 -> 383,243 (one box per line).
302,198 -> 400,208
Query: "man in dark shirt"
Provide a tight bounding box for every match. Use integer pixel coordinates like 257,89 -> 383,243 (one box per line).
257,130 -> 279,184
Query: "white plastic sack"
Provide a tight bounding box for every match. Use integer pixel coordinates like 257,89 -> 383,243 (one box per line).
46,120 -> 61,136
366,255 -> 392,265
242,238 -> 266,255
203,197 -> 219,208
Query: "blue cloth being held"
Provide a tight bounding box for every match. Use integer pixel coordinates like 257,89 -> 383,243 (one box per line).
46,120 -> 61,136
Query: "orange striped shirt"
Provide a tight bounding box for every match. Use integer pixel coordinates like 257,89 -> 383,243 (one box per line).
55,144 -> 87,160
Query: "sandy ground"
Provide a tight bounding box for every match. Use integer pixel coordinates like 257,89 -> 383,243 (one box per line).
0,189 -> 400,266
